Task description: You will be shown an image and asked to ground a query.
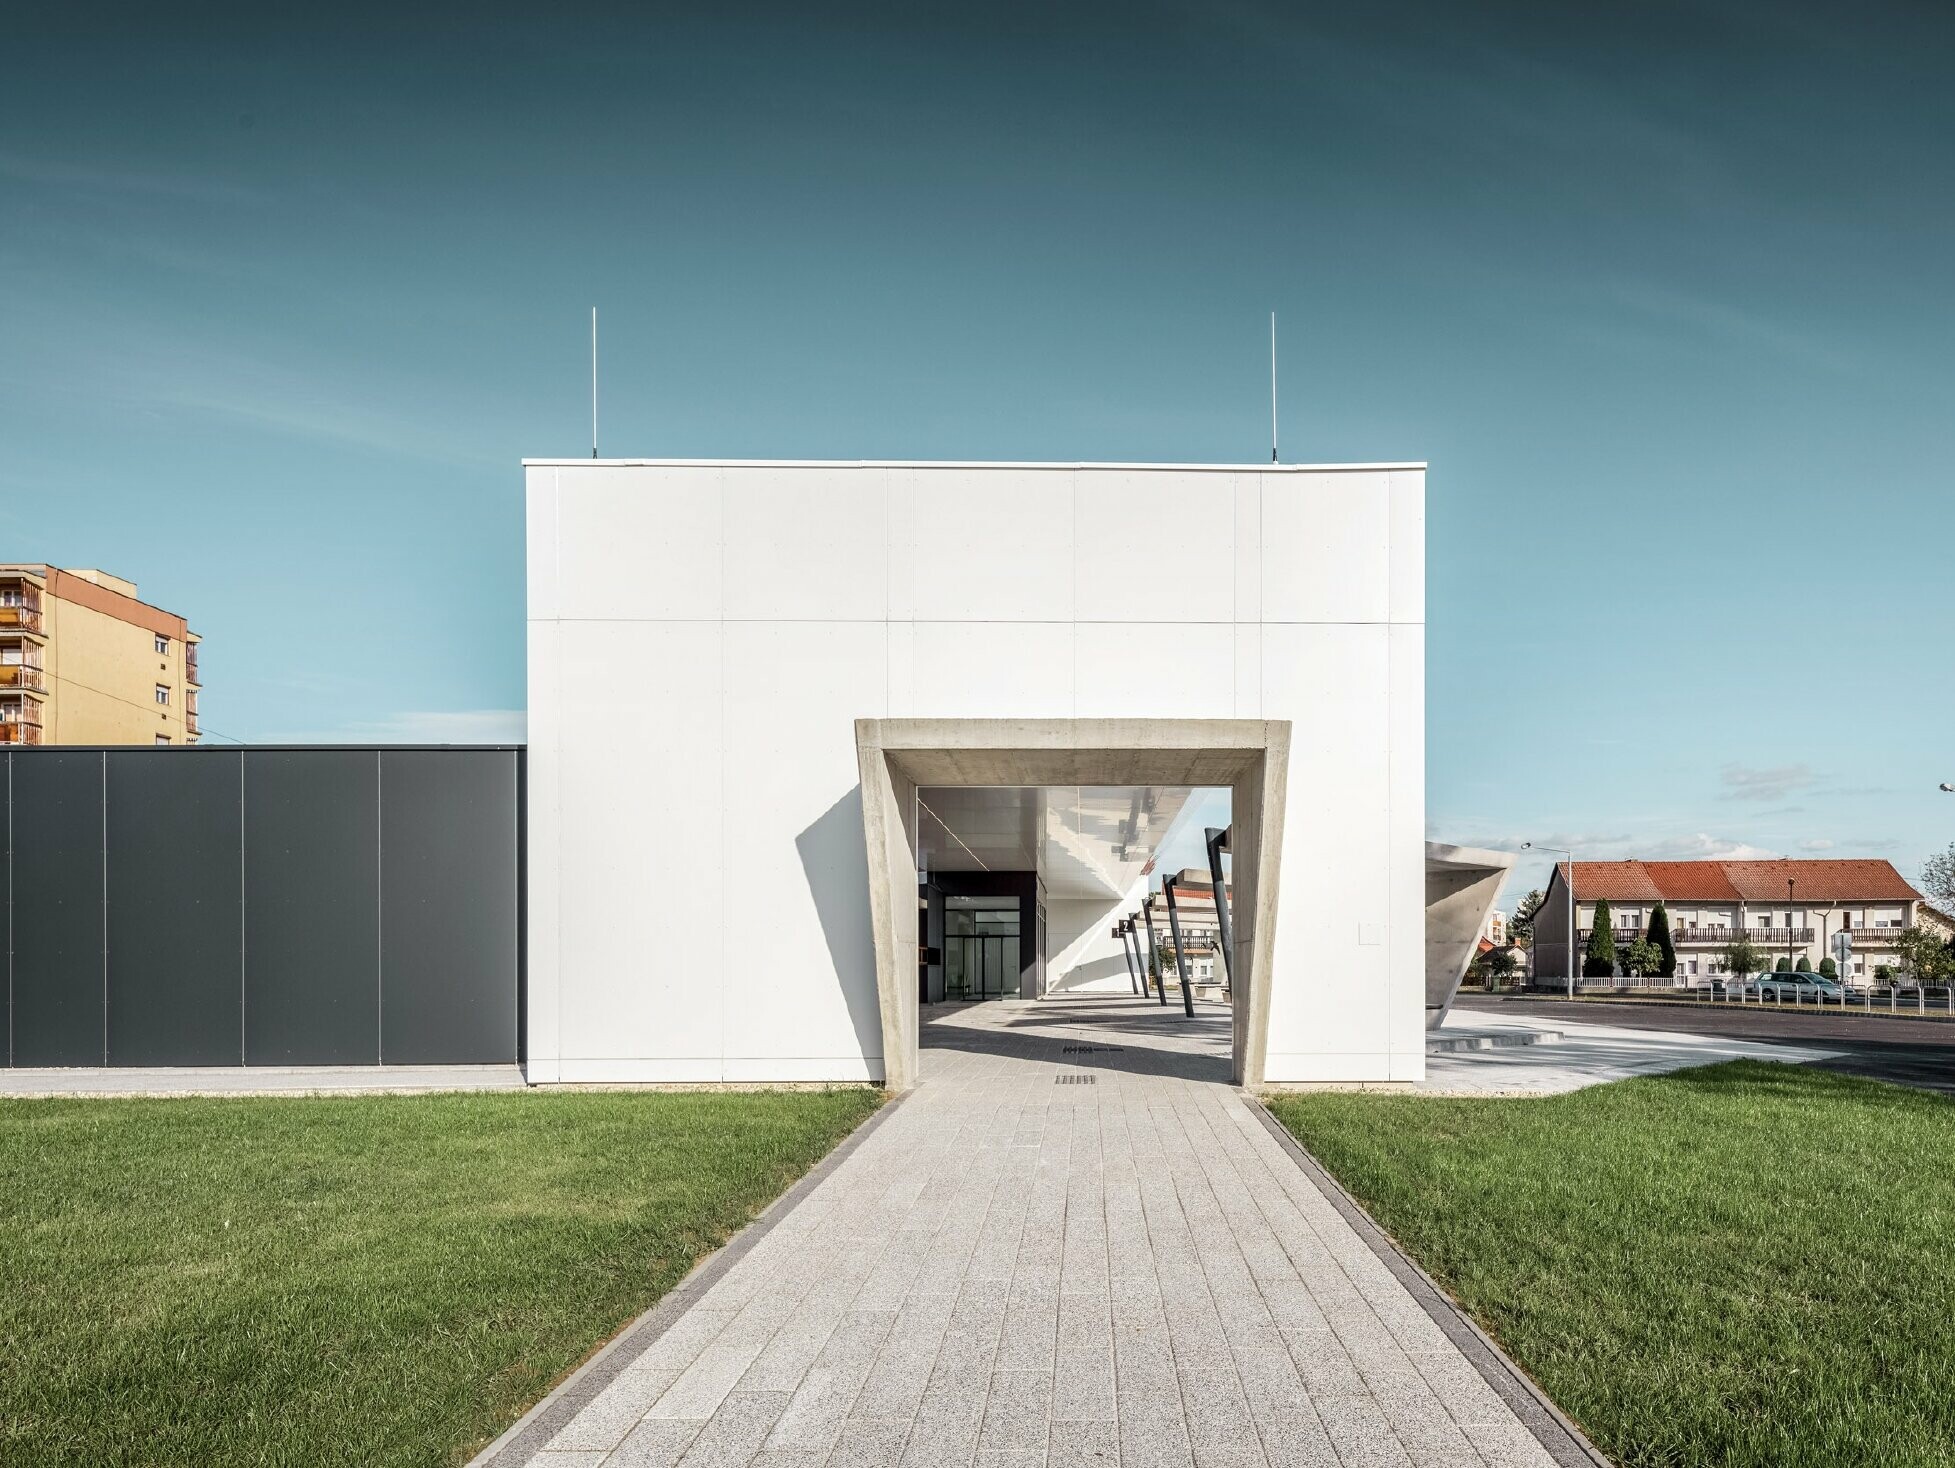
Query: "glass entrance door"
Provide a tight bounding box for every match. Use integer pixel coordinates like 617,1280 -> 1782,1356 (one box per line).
943,900 -> 1022,999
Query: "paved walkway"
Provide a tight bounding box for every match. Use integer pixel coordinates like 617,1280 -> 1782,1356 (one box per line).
495,998 -> 1581,1468
1420,1010 -> 1841,1096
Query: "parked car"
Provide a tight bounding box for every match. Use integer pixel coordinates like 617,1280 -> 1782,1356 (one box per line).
1745,974 -> 1845,1002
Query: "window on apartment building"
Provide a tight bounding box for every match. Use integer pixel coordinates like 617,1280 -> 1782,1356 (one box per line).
155,633 -> 170,654
155,735 -> 170,746
154,684 -> 170,706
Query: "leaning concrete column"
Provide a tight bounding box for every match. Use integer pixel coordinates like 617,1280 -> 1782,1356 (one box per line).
1114,921 -> 1140,995
1141,896 -> 1168,1006
1163,880 -> 1198,1018
1205,826 -> 1234,993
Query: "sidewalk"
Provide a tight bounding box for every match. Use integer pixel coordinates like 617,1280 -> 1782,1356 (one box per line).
480,998 -> 1591,1468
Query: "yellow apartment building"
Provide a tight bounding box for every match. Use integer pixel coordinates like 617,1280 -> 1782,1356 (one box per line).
0,566 -> 202,746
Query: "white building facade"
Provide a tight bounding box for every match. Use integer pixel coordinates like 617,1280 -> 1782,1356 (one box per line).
524,461 -> 1426,1085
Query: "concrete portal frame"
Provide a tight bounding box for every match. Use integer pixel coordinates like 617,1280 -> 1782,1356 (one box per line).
857,717 -> 1290,1092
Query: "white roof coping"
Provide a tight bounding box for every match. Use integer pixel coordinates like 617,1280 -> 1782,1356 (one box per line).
521,457 -> 1426,472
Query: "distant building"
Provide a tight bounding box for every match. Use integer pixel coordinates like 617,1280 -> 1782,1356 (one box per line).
1534,858 -> 1927,987
0,566 -> 202,746
1483,908 -> 1508,946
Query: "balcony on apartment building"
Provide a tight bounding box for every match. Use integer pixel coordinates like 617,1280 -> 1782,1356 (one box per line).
0,701 -> 43,745
0,662 -> 45,692
0,590 -> 45,636
185,643 -> 201,686
187,690 -> 199,736
1580,926 -> 1818,947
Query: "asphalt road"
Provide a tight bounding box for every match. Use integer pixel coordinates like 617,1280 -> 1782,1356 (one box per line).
1454,993 -> 1955,1097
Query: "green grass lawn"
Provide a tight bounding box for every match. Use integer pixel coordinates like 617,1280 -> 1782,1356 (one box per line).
1269,1062 -> 1955,1468
0,1087 -> 881,1468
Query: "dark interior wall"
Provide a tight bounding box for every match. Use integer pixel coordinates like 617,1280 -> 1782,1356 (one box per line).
935,869 -> 1040,996
1,747 -> 522,1069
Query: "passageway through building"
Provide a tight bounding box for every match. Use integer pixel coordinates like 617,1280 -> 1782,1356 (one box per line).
855,719 -> 1292,1092
913,785 -> 1234,1022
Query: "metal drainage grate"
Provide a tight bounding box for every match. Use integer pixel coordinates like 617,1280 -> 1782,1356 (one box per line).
1055,1073 -> 1098,1085
1061,1044 -> 1124,1054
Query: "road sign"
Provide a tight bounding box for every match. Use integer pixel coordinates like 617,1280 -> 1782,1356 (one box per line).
1832,930 -> 1854,964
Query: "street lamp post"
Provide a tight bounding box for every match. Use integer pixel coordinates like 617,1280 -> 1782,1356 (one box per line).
1787,877 -> 1797,978
1522,842 -> 1576,999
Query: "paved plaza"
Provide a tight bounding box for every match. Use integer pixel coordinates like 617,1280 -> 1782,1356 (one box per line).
1419,1009 -> 1841,1096
485,997 -> 1588,1468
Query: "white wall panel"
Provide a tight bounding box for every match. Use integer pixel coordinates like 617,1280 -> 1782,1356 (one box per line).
1259,622 -> 1394,1078
523,616 -> 563,1077
1232,624 -> 1263,718
1232,473 -> 1263,623
720,621 -> 888,1074
895,621 -> 1075,720
1388,622 -> 1428,1078
723,466 -> 888,621
1388,470 -> 1426,626
557,466 -> 722,620
1074,623 -> 1234,720
1261,471 -> 1391,624
1074,471 -> 1234,623
526,466 -> 561,621
554,620 -> 724,1065
903,468 -> 1075,622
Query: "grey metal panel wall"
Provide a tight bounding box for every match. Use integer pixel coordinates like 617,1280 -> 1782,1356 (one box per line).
242,750 -> 381,1065
2,755 -> 11,1064
106,750 -> 245,1065
379,749 -> 518,1064
1,746 -> 521,1069
10,751 -> 106,1066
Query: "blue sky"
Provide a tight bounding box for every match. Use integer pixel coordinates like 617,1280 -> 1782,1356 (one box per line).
5,1 -> 1951,901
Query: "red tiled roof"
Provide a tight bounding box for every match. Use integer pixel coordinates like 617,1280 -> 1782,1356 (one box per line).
1555,862 -> 1665,902
1560,858 -> 1919,904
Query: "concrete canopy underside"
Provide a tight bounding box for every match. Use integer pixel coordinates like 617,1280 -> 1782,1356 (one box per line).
857,718 -> 1290,1091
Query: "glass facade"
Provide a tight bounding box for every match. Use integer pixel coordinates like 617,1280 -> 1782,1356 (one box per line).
943,899 -> 1022,1000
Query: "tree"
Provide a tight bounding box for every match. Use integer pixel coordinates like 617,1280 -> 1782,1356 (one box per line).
1720,936 -> 1764,983
1775,955 -> 1793,972
1647,902 -> 1677,978
1795,954 -> 1813,973
1893,926 -> 1953,988
1622,938 -> 1663,979
1818,956 -> 1838,979
1583,898 -> 1618,977
1509,889 -> 1544,950
1876,964 -> 1895,985
1922,844 -> 1955,908
1485,948 -> 1518,990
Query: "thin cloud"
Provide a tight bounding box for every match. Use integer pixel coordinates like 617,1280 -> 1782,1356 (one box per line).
1640,833 -> 1780,861
1720,763 -> 1817,803
0,149 -> 260,205
269,709 -> 527,744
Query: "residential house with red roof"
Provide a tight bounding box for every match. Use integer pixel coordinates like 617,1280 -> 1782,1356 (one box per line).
1532,858 -> 1926,988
